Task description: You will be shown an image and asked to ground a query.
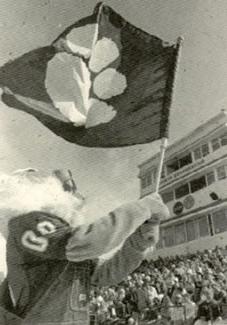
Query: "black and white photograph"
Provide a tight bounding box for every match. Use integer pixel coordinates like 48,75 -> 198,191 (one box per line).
0,1 -> 227,324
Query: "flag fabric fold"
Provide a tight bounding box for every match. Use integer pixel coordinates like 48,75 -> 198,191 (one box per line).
0,2 -> 180,147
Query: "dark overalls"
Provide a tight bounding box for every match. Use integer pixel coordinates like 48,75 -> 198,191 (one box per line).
0,261 -> 94,325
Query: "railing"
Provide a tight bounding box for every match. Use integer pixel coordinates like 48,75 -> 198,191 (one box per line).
89,305 -> 188,325
139,305 -> 189,325
90,304 -> 227,325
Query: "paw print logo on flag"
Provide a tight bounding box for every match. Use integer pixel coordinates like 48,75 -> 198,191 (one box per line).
0,2 -> 180,147
46,21 -> 127,128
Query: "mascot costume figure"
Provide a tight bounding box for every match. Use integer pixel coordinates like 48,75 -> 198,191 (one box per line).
0,168 -> 169,325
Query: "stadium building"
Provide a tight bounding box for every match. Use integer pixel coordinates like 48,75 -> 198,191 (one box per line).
138,110 -> 227,258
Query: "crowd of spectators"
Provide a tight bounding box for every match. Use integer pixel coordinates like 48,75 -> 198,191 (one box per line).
90,246 -> 227,324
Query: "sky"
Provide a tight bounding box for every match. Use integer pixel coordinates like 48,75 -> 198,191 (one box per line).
0,0 -> 227,273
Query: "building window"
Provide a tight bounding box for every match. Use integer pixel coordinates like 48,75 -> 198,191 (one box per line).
212,209 -> 227,234
151,168 -> 157,183
157,228 -> 163,249
141,177 -> 147,189
198,215 -> 209,237
186,219 -> 198,242
190,175 -> 206,193
175,183 -> 190,199
211,138 -> 221,151
147,173 -> 152,185
166,153 -> 193,175
216,165 -> 227,180
221,133 -> 227,146
201,143 -> 209,157
141,174 -> 151,188
194,148 -> 202,161
193,143 -> 209,161
166,159 -> 179,175
163,226 -> 175,247
156,240 -> 162,249
206,171 -> 215,185
175,223 -> 186,245
156,230 -> 163,249
161,191 -> 174,203
178,153 -> 192,168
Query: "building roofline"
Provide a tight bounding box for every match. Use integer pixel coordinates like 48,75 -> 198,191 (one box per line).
138,109 -> 227,169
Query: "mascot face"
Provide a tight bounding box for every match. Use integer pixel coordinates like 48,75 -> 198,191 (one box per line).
0,168 -> 85,238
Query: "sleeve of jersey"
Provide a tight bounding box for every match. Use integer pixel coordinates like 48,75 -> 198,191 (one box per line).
66,196 -> 158,262
13,212 -> 72,260
91,234 -> 145,286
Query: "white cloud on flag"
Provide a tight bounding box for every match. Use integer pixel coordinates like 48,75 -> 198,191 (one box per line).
93,68 -> 127,100
46,53 -> 90,126
86,99 -> 116,128
66,24 -> 97,58
57,101 -> 86,126
89,37 -> 120,73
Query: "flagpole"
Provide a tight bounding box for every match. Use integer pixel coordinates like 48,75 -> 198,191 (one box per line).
155,36 -> 183,193
155,137 -> 168,193
145,37 -> 183,260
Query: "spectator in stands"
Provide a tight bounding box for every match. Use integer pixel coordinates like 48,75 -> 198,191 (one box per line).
144,278 -> 159,305
182,292 -> 197,324
122,286 -> 136,317
194,279 -> 203,303
160,291 -> 173,322
145,296 -> 161,322
194,288 -> 222,324
126,317 -> 136,325
115,299 -> 126,320
134,282 -> 148,320
169,294 -> 185,325
96,293 -> 109,324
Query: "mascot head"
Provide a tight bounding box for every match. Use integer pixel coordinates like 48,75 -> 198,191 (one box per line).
0,168 -> 85,238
